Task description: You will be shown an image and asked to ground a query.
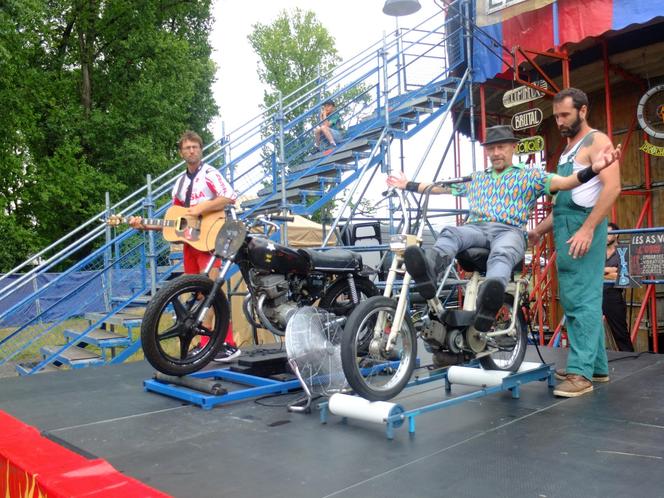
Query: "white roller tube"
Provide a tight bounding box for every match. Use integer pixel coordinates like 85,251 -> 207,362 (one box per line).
448,362 -> 547,387
328,393 -> 404,426
517,361 -> 544,372
447,366 -> 511,387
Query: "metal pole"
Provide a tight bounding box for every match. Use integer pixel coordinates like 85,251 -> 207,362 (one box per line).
103,191 -> 112,311
462,0 -> 477,171
412,67 -> 469,180
145,174 -> 157,297
382,33 -> 395,237
277,91 -> 288,244
322,128 -> 389,247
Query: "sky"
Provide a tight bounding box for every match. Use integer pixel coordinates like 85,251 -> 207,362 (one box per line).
208,0 -> 475,220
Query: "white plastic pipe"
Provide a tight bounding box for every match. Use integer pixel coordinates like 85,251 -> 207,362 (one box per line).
329,393 -> 403,424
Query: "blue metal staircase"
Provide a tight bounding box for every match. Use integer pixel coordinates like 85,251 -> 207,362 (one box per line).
0,4 -> 470,374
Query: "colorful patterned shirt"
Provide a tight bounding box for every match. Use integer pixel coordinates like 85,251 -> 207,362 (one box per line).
451,163 -> 552,227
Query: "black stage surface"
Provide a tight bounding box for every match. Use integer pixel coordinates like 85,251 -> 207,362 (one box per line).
1,347 -> 663,498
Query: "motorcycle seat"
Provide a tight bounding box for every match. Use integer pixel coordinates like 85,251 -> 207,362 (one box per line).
299,248 -> 363,272
456,247 -> 523,274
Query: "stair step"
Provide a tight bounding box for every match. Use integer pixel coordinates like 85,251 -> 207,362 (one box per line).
257,175 -> 339,196
16,362 -> 62,375
41,345 -> 104,366
412,106 -> 435,114
304,149 -> 358,166
111,295 -> 152,305
84,310 -> 144,327
242,185 -> 327,209
289,162 -> 356,176
63,328 -> 132,348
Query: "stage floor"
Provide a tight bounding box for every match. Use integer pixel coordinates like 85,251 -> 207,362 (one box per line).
1,347 -> 663,498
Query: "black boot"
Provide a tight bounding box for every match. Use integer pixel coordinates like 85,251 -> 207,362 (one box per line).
404,246 -> 441,299
473,278 -> 506,332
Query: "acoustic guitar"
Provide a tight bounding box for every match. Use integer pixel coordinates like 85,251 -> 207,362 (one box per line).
107,205 -> 226,252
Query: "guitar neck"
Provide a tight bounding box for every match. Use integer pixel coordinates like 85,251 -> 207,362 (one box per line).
113,216 -> 177,229
137,217 -> 177,229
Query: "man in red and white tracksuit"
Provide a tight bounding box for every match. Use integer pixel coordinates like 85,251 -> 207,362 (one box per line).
133,130 -> 240,362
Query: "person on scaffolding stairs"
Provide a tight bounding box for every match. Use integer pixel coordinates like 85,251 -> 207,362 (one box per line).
387,124 -> 620,342
314,99 -> 344,150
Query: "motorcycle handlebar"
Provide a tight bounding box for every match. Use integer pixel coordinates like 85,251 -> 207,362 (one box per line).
268,215 -> 295,222
431,175 -> 472,187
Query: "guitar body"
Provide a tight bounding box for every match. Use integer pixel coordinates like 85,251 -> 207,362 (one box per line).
160,206 -> 225,252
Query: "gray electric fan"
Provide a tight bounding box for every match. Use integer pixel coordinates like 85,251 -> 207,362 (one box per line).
285,307 -> 348,413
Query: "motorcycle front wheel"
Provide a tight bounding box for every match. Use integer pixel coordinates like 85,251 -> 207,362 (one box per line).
478,294 -> 527,371
341,296 -> 417,401
141,274 -> 230,376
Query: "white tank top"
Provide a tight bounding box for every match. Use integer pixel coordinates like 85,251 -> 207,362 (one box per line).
558,130 -> 602,207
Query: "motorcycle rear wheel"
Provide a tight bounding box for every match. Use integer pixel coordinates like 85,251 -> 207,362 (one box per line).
318,276 -> 378,319
141,274 -> 230,376
478,294 -> 527,371
341,296 -> 417,401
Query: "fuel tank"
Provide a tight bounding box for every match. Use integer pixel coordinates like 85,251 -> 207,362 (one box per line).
247,236 -> 310,275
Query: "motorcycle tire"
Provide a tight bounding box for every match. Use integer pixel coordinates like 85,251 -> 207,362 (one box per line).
141,274 -> 230,376
478,294 -> 527,371
318,276 -> 378,318
341,296 -> 417,401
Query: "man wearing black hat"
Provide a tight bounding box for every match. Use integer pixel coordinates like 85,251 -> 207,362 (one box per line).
387,124 -> 620,333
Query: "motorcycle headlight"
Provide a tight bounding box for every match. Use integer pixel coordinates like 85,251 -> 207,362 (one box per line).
389,234 -> 419,253
390,234 -> 407,252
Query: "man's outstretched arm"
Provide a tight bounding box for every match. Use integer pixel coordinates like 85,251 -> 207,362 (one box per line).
386,170 -> 452,195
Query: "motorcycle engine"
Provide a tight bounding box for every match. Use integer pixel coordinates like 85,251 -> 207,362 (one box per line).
255,274 -> 289,299
420,317 -> 447,349
254,274 -> 299,329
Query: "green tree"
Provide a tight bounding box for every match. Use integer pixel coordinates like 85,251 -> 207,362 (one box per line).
249,7 -> 342,180
249,9 -> 340,114
0,0 -> 218,271
248,8 -> 369,222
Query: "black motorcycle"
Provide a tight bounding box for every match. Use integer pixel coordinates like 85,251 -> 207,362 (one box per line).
140,206 -> 377,376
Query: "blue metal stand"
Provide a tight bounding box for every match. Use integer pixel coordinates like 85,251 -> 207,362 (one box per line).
143,368 -> 302,410
319,363 -> 554,439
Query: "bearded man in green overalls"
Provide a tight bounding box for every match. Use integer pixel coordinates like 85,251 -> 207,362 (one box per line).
529,88 -> 622,398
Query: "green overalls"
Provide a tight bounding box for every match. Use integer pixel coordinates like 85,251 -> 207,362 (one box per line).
553,131 -> 609,379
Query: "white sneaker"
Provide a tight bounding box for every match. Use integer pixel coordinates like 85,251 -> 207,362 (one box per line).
212,343 -> 241,363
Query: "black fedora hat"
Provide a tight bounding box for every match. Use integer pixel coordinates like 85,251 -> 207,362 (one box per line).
482,125 -> 519,145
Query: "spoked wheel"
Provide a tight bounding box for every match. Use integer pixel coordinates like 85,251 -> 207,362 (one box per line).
479,294 -> 527,371
141,274 -> 229,376
318,276 -> 378,318
341,296 -> 417,401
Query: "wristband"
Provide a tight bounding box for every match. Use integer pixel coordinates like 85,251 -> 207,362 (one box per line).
405,181 -> 421,193
577,165 -> 598,183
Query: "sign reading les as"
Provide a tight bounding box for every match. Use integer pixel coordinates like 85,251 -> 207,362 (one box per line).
629,232 -> 664,279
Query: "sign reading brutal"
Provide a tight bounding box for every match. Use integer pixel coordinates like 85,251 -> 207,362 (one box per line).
516,135 -> 544,154
511,108 -> 543,131
502,80 -> 548,108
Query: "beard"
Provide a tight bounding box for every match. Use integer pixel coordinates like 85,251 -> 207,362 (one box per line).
559,114 -> 583,137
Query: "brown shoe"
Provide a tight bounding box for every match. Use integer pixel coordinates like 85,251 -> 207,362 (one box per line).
553,374 -> 594,397
554,369 -> 609,383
